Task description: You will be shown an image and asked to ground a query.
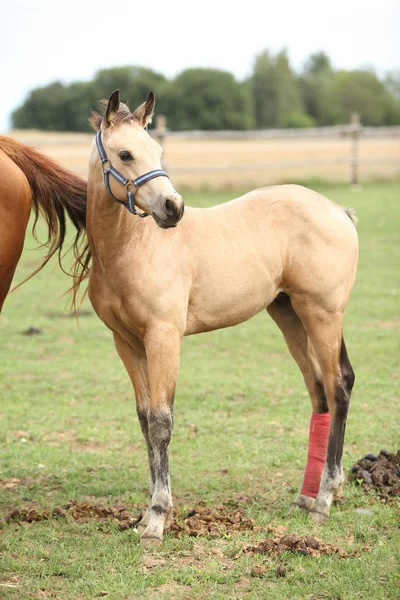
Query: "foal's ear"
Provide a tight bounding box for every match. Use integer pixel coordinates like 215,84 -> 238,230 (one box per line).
133,92 -> 155,128
104,89 -> 120,127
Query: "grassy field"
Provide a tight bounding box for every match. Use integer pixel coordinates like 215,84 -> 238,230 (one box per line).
0,182 -> 399,599
9,129 -> 400,189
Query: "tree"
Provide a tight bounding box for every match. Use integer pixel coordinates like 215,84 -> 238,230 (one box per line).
165,68 -> 254,130
12,67 -> 169,132
92,66 -> 169,118
383,72 -> 400,125
12,82 -> 71,130
251,49 -> 304,128
299,52 -> 334,124
12,81 -> 98,131
62,82 -> 99,131
11,56 -> 400,131
319,70 -> 394,126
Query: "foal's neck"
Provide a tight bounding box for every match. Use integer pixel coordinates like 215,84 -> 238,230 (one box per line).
87,179 -> 145,266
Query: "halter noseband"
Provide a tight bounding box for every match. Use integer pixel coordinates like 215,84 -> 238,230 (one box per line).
95,130 -> 169,217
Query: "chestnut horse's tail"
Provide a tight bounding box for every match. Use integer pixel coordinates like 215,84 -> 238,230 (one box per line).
0,135 -> 91,306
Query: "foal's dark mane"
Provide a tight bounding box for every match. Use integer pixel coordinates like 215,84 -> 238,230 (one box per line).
0,136 -> 91,307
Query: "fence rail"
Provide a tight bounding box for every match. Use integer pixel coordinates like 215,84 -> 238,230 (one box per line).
160,125 -> 400,141
152,114 -> 400,186
10,117 -> 400,187
166,156 -> 400,175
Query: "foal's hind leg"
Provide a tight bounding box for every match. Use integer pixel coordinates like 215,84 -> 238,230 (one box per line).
291,300 -> 354,522
329,338 -> 355,503
267,293 -> 329,512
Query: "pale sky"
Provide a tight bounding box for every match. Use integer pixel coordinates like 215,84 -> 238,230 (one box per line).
1,0 -> 399,132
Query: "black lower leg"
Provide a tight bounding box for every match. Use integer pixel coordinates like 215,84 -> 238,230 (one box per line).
137,408 -> 155,490
326,380 -> 350,476
313,378 -> 329,413
148,409 -> 174,511
340,338 -> 355,396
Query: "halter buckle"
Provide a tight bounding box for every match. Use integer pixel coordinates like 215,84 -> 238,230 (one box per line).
101,159 -> 111,173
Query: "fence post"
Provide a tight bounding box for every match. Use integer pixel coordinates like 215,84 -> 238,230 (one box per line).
154,115 -> 168,169
155,115 -> 167,148
350,112 -> 361,187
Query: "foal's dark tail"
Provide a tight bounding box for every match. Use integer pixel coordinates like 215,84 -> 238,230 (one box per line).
343,207 -> 358,226
0,136 -> 91,305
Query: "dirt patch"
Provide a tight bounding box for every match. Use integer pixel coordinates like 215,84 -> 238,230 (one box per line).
372,320 -> 400,330
169,501 -> 258,538
41,429 -> 140,454
22,326 -> 42,335
0,575 -> 25,590
43,430 -> 78,445
4,500 -> 142,530
138,582 -> 194,600
1,498 -> 372,563
65,500 -> 143,529
3,499 -> 258,538
349,449 -> 400,499
1,478 -> 24,491
0,475 -> 51,491
242,525 -> 361,558
5,507 -> 64,523
45,309 -> 93,319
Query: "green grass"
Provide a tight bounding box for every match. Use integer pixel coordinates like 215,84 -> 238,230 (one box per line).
1,181 -> 399,599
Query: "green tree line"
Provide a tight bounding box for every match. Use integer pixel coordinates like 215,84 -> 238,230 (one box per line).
12,50 -> 400,132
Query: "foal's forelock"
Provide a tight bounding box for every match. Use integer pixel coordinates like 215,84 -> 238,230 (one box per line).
89,101 -> 135,132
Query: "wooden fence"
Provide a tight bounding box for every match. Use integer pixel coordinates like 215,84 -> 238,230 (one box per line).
152,114 -> 400,187
10,117 -> 400,188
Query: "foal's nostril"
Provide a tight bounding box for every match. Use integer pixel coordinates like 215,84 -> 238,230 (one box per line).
165,199 -> 177,216
162,195 -> 184,225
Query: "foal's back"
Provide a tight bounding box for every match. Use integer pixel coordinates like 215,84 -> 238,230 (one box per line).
178,184 -> 358,334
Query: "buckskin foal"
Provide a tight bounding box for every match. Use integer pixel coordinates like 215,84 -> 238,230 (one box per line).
84,90 -> 358,545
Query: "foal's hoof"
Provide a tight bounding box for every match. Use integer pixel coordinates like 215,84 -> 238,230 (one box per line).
140,535 -> 163,547
291,494 -> 315,513
310,509 -> 329,524
136,522 -> 148,534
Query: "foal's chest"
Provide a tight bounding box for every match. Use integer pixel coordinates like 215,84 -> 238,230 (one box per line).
88,270 -> 147,341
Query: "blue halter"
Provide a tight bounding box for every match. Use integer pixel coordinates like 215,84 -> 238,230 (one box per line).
95,130 -> 169,217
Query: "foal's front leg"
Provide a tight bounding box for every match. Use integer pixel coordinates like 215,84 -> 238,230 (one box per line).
140,325 -> 181,546
112,334 -> 154,533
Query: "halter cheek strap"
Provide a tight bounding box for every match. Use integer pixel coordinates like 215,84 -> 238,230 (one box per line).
95,130 -> 169,217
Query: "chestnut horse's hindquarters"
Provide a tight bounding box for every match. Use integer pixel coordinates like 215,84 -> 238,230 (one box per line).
0,136 -> 89,313
0,150 -> 31,311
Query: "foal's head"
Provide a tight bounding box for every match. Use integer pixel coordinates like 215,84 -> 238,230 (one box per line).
90,90 -> 184,228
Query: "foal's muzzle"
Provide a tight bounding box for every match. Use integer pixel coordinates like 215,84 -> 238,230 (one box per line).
152,195 -> 184,228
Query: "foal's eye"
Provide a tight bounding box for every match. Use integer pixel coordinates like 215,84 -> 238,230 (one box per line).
119,150 -> 134,162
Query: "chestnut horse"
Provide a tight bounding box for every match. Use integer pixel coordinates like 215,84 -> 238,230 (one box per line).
83,90 -> 358,545
0,136 -> 88,312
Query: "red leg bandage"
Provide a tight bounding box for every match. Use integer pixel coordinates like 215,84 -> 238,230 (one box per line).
300,412 -> 330,498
